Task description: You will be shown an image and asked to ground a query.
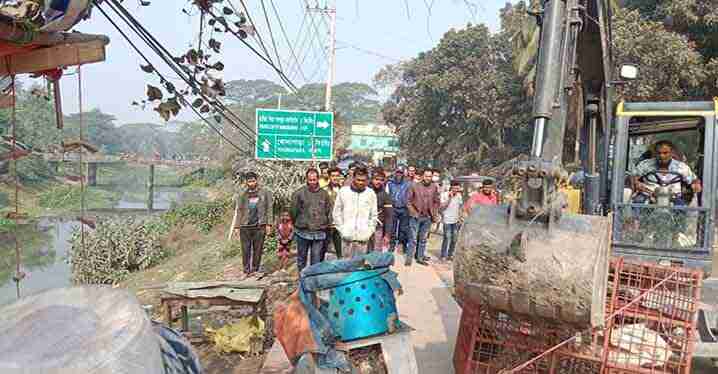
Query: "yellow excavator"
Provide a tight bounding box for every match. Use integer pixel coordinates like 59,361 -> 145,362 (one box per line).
454,0 -> 718,361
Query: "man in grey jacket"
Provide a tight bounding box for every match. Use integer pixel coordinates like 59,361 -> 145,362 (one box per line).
291,168 -> 333,271
231,172 -> 274,276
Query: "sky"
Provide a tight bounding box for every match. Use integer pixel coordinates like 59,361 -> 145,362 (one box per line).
58,0 -> 511,125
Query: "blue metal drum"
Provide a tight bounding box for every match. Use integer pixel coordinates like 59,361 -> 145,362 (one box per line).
317,269 -> 399,342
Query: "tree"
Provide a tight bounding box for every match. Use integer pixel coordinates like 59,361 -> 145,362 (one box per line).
224,79 -> 287,107
118,123 -> 177,157
612,7 -> 709,100
175,121 -> 222,159
64,109 -> 124,154
621,0 -> 718,97
0,84 -> 59,150
380,24 -> 532,170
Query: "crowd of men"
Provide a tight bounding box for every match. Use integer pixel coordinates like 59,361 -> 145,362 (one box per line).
230,162 -> 499,277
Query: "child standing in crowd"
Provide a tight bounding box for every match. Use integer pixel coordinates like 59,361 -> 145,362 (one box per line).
277,210 -> 294,269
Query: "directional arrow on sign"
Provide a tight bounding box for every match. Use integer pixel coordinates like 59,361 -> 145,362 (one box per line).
262,139 -> 271,153
317,121 -> 330,129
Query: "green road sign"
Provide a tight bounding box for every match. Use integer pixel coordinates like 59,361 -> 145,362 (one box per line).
350,134 -> 399,152
255,109 -> 334,161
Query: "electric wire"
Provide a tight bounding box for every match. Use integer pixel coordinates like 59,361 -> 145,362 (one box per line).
259,0 -> 284,74
104,0 -> 259,143
235,0 -> 274,63
269,0 -> 308,84
95,1 -> 257,158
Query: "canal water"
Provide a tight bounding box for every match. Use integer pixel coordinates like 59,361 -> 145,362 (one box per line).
0,187 -> 206,306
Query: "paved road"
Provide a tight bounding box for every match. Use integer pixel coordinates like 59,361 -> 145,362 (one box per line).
393,252 -> 460,373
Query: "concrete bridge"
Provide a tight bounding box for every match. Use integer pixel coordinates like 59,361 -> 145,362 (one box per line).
41,153 -> 220,211
41,153 -> 220,186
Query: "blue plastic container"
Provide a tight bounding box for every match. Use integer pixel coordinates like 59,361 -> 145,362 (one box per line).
317,269 -> 399,342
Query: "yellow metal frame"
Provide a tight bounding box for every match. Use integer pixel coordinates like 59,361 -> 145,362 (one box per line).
615,98 -> 718,117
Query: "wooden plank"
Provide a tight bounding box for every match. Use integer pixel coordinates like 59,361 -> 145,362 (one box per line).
164,280 -> 269,291
163,287 -> 265,303
0,22 -> 109,46
0,39 -> 106,75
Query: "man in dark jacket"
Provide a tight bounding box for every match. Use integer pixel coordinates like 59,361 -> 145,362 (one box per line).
231,172 -> 274,276
368,167 -> 394,252
290,168 -> 333,271
406,169 -> 440,266
387,167 -> 411,253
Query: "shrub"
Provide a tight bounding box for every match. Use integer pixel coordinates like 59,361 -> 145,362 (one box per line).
39,186 -> 120,210
68,216 -> 168,284
160,198 -> 232,233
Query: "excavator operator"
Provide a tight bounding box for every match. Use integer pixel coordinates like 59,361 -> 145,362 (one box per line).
630,140 -> 702,206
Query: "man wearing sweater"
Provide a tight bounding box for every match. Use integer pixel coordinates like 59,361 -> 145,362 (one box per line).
290,168 -> 333,271
406,169 -> 440,266
230,172 -> 274,276
367,167 -> 394,252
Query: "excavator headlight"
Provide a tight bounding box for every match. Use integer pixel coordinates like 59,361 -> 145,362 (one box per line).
619,64 -> 638,80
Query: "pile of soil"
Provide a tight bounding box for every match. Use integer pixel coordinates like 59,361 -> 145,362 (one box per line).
348,344 -> 388,374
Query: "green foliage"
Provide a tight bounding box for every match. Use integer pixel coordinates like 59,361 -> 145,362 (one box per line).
180,168 -> 226,187
117,122 -> 183,158
15,156 -> 56,185
63,109 -> 124,154
0,84 -> 59,150
612,7 -> 708,100
0,218 -> 14,233
68,216 -> 168,284
38,186 -> 121,210
221,239 -> 243,259
160,198 -> 233,233
380,23 -> 532,169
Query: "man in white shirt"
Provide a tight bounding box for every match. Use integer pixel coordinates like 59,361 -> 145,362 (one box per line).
439,180 -> 463,261
630,140 -> 701,205
332,166 -> 379,258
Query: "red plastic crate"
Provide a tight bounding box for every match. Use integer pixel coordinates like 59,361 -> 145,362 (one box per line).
453,259 -> 702,374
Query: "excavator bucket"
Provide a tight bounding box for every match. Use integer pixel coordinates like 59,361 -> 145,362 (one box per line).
453,204 -> 612,329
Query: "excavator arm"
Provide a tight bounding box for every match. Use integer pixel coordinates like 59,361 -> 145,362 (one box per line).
518,0 -> 614,219
453,0 -> 616,328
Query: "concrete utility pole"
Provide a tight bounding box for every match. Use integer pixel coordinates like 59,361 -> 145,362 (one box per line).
308,1 -> 336,112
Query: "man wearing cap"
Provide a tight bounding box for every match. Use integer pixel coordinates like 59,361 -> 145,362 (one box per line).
230,172 -> 274,276
387,167 -> 411,253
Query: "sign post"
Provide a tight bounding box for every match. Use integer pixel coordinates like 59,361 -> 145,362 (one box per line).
255,109 -> 334,161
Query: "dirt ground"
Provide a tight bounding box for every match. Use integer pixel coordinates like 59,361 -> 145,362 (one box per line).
119,216 -> 299,374
124,222 -> 718,374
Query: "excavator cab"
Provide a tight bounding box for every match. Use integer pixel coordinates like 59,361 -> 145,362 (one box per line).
609,101 -> 717,274
608,101 -> 718,361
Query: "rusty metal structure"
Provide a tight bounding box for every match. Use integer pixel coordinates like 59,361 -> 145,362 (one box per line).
454,260 -> 703,374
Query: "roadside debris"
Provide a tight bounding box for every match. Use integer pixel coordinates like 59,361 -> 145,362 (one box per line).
206,316 -> 265,355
